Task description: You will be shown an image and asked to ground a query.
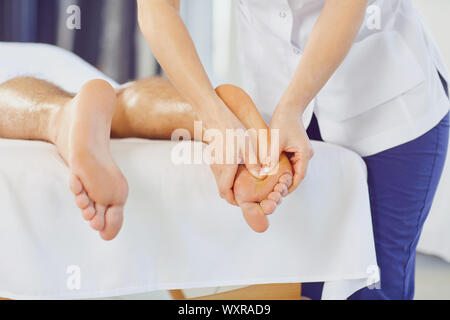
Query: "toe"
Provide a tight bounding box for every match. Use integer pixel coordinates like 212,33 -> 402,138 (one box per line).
69,174 -> 83,195
75,191 -> 90,209
268,192 -> 282,204
240,202 -> 269,233
261,199 -> 277,215
280,174 -> 293,187
90,204 -> 106,231
100,206 -> 124,241
275,183 -> 288,197
82,204 -> 96,221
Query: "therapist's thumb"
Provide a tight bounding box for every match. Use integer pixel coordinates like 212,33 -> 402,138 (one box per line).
243,148 -> 264,179
241,131 -> 266,179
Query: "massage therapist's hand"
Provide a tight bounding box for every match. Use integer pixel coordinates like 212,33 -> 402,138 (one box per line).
206,96 -> 262,206
268,105 -> 314,193
137,0 -> 262,205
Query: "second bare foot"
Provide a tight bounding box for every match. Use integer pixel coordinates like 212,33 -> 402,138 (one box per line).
52,79 -> 129,241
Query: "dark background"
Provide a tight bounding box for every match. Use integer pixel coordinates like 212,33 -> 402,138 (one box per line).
0,0 -> 161,83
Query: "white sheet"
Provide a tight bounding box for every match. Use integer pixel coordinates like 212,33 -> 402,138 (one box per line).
0,42 -> 378,300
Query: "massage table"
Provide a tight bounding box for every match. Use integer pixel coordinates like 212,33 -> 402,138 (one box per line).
0,42 -> 379,300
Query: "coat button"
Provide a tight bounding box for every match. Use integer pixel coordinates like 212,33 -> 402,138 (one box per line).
279,11 -> 287,18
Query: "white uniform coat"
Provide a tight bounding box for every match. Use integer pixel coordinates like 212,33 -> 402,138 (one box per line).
236,0 -> 450,156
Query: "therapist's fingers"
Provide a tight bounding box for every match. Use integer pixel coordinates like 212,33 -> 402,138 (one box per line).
211,163 -> 239,206
223,188 -> 238,206
242,131 -> 265,179
288,151 -> 311,193
243,149 -> 263,179
261,150 -> 281,176
223,165 -> 239,206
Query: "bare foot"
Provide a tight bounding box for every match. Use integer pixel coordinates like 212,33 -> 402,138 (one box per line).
216,85 -> 294,233
234,156 -> 293,233
52,79 -> 128,241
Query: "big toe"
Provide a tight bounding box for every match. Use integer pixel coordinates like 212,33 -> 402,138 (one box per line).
240,202 -> 269,233
100,206 -> 124,241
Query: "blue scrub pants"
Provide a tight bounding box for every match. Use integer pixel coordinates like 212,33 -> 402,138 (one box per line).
303,74 -> 449,300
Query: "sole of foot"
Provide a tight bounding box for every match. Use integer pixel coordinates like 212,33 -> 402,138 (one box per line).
54,79 -> 129,241
234,156 -> 293,233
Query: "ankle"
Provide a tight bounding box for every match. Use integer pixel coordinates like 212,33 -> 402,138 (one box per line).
47,99 -> 70,145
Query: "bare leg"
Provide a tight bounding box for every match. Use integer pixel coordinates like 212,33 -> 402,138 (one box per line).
112,77 -> 198,139
0,76 -> 291,235
0,77 -> 128,241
